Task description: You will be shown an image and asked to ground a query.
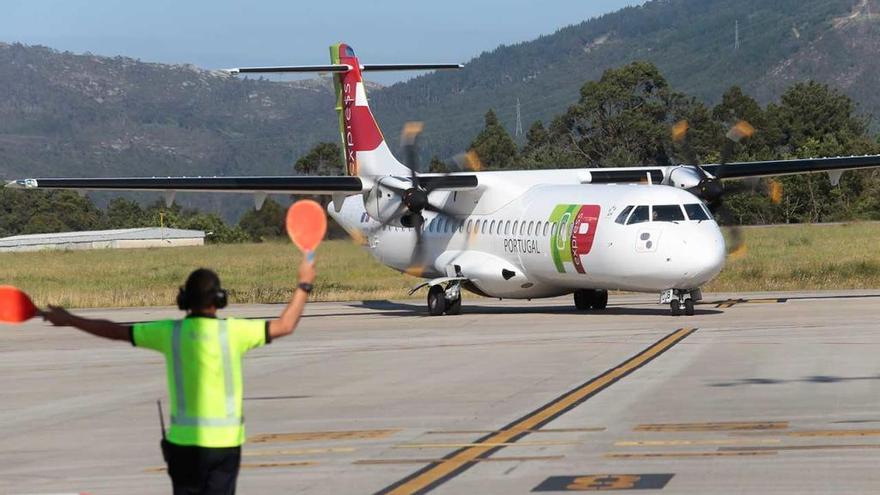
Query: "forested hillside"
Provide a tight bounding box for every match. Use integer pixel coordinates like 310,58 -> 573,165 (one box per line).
2,0 -> 880,225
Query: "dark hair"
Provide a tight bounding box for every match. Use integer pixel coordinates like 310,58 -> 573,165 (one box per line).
177,268 -> 228,311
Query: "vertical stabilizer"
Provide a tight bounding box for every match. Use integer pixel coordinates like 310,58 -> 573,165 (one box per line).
330,43 -> 410,178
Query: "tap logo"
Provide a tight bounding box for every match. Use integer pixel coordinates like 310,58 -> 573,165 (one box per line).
549,204 -> 601,274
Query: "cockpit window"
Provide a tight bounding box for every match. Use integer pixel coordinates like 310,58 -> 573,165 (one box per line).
615,205 -> 634,225
627,205 -> 650,224
652,205 -> 685,222
684,203 -> 710,221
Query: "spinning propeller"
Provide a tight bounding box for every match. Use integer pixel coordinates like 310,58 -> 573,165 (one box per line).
349,122 -> 477,276
672,119 -> 781,260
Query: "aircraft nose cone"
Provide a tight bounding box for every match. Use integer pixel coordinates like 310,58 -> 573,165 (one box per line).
684,226 -> 726,285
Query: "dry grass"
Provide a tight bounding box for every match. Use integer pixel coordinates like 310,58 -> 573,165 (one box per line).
1,223 -> 879,308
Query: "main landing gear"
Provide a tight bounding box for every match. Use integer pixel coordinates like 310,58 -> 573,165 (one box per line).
574,289 -> 608,311
427,282 -> 462,316
662,289 -> 701,316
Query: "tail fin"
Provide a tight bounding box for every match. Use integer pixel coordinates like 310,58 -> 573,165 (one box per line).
223,44 -> 461,178
330,43 -> 409,178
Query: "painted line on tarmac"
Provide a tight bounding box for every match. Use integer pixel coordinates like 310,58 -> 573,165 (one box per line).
634,421 -> 788,432
425,427 -> 605,435
146,460 -> 317,473
615,438 -> 781,447
249,429 -> 400,444
721,444 -> 880,452
243,447 -> 357,457
393,440 -> 578,449
354,455 -> 564,465
375,327 -> 698,495
711,298 -> 788,308
605,451 -> 776,459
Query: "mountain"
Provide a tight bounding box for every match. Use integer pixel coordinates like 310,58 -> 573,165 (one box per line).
2,0 -> 879,201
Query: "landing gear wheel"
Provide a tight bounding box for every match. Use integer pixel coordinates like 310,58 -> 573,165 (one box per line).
592,290 -> 608,310
670,300 -> 681,316
574,290 -> 593,311
446,296 -> 462,315
684,299 -> 695,316
427,285 -> 446,316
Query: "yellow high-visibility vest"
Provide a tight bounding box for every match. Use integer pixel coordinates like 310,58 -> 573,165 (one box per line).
133,317 -> 268,447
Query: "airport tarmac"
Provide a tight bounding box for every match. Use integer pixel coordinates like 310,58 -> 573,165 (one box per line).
1,290 -> 879,494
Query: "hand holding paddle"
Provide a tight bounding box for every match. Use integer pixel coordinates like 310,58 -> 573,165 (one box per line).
0,286 -> 42,324
286,200 -> 327,265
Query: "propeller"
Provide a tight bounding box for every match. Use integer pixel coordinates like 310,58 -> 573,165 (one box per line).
347,122 -> 467,277
672,119 -> 759,259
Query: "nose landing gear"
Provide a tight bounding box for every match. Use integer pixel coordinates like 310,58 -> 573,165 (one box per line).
661,289 -> 701,316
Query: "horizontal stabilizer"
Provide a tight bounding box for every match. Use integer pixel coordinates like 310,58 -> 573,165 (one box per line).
224,63 -> 462,75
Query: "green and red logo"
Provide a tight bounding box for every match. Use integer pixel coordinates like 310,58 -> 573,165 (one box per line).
549,204 -> 601,274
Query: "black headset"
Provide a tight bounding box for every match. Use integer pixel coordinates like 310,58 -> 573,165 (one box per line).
177,285 -> 228,311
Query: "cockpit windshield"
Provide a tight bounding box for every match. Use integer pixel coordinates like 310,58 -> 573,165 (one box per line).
621,203 -> 713,224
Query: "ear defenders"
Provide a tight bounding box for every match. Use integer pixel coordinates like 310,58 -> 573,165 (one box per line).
177,286 -> 228,311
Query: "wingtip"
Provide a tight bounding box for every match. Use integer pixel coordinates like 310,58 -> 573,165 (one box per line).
4,179 -> 36,189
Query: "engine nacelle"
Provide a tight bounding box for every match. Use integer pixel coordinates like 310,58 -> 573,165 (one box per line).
363,176 -> 413,226
666,165 -> 705,190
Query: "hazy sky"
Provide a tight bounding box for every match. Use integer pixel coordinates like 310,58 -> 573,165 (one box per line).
2,0 -> 644,84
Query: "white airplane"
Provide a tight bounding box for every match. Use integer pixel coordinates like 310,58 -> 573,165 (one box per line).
7,43 -> 880,316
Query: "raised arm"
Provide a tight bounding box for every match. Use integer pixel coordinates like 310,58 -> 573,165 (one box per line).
43,306 -> 131,341
268,258 -> 317,340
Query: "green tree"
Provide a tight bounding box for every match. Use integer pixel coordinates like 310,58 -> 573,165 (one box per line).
549,61 -> 678,168
238,198 -> 285,242
468,109 -> 518,169
294,142 -> 344,176
105,197 -> 149,229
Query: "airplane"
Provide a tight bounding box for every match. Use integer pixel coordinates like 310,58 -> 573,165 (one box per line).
7,43 -> 880,316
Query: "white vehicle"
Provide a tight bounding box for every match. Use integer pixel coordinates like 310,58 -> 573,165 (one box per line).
8,43 -> 880,316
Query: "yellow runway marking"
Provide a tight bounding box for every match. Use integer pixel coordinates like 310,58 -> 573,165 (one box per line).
393,440 -> 578,449
786,429 -> 880,437
615,438 -> 781,447
635,421 -> 788,432
377,327 -> 697,495
146,460 -> 317,473
606,451 -> 776,459
249,429 -> 400,444
355,455 -> 563,465
243,447 -> 356,457
722,444 -> 880,452
425,427 -> 605,435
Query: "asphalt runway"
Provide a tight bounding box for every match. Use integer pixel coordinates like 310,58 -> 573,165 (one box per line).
2,290 -> 880,494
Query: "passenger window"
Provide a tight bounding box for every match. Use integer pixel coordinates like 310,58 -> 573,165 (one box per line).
504,221 -> 510,235
475,220 -> 481,234
513,221 -> 519,235
490,220 -> 496,234
497,221 -> 503,235
481,221 -> 488,235
543,222 -> 550,236
467,219 -> 473,233
527,221 -> 534,236
551,222 -> 558,236
615,205 -> 634,225
627,205 -> 650,225
683,203 -> 710,221
520,222 -> 526,236
653,205 -> 685,222
536,221 -> 543,236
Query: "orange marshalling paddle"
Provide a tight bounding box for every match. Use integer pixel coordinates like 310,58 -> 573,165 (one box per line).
286,200 -> 327,264
0,286 -> 42,324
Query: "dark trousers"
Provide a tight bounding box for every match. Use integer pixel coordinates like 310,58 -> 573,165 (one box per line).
161,440 -> 241,495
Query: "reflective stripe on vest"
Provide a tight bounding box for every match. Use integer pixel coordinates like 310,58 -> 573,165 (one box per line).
170,319 -> 242,427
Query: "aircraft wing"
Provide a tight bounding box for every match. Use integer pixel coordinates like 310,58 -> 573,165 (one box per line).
4,175 -> 366,194
700,155 -> 880,179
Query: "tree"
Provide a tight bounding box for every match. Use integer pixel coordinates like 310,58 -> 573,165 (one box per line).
523,121 -> 549,154
105,197 -> 149,229
468,109 -> 518,169
238,198 -> 285,242
294,142 -> 344,176
548,61 -> 678,168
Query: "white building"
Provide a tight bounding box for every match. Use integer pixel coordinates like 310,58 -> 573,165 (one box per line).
0,228 -> 205,252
